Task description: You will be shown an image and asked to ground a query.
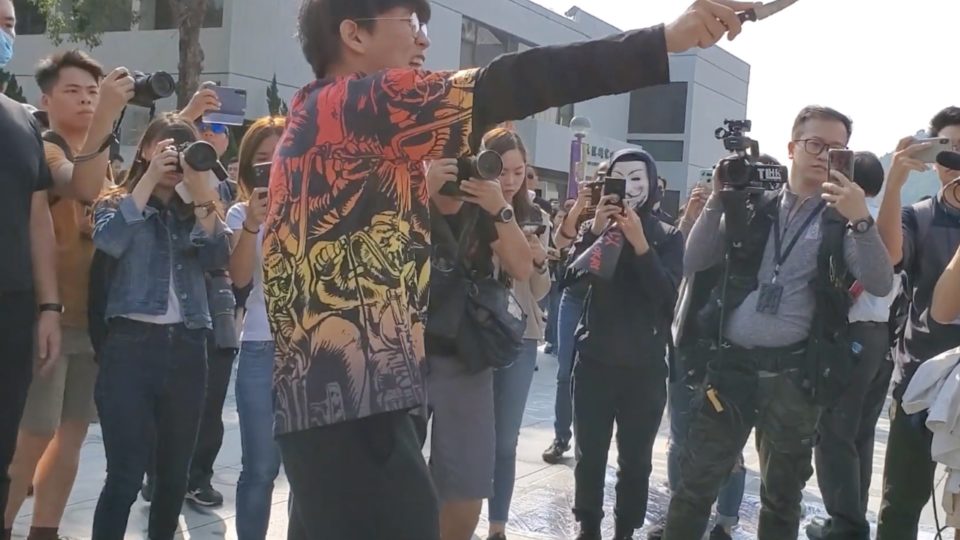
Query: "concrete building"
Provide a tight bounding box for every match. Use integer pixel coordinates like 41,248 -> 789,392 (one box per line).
6,0 -> 749,206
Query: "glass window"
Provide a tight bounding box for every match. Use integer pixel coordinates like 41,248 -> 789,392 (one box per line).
626,139 -> 685,162
558,104 -> 574,127
459,17 -> 527,69
628,82 -> 688,134
59,0 -> 133,32
13,0 -> 46,35
145,0 -> 223,30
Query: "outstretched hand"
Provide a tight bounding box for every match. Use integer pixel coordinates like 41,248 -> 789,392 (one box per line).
665,0 -> 761,52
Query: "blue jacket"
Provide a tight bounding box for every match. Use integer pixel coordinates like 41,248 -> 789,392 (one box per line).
93,195 -> 230,330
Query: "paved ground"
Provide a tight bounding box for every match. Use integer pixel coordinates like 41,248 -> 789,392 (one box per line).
9,349 -> 956,539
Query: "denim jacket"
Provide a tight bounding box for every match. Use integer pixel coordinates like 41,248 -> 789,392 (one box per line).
93,195 -> 231,330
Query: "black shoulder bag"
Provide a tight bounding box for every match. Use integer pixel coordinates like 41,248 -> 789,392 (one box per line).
426,204 -> 527,373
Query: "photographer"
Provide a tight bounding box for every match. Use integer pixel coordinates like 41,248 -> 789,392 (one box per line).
4,50 -> 130,540
89,114 -> 229,540
0,1 -> 61,536
423,128 -> 537,540
543,168 -> 602,465
224,116 -> 285,540
662,107 -> 893,540
875,106 -> 960,538
264,0 -> 756,537
565,149 -> 682,540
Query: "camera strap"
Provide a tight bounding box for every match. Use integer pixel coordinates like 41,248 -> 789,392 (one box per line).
771,199 -> 826,284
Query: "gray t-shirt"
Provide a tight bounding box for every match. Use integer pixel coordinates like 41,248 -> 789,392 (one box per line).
684,188 -> 893,349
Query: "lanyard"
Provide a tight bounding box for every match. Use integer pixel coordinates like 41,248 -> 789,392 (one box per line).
771,199 -> 826,283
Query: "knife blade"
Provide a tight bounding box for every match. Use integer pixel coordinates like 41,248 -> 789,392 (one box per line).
738,0 -> 800,23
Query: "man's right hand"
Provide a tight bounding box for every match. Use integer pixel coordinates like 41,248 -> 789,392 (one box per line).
590,196 -> 622,236
180,85 -> 222,123
96,68 -> 135,119
665,0 -> 760,53
888,136 -> 932,190
685,185 -> 710,222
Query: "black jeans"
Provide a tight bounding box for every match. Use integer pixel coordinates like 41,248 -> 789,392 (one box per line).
572,359 -> 667,528
92,319 -> 208,540
279,411 -> 439,540
663,349 -> 820,540
0,291 -> 36,533
876,394 -> 938,539
188,340 -> 236,490
814,322 -> 892,540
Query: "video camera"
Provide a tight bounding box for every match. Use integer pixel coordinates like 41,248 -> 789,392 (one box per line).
714,119 -> 787,194
128,70 -> 176,108
438,150 -> 503,197
173,140 -> 228,181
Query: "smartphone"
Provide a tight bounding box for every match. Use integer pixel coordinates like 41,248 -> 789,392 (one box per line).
698,168 -> 714,193
602,177 -> 626,206
914,137 -> 953,164
203,86 -> 248,126
252,162 -> 272,189
828,149 -> 855,182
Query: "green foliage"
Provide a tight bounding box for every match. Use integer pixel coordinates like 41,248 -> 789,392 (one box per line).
0,70 -> 28,103
25,0 -> 138,48
266,74 -> 288,117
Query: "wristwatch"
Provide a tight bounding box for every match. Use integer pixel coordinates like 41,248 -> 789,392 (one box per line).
850,215 -> 875,234
492,205 -> 515,224
38,303 -> 64,314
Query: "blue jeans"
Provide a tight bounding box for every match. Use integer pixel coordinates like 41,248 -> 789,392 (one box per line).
489,339 -> 539,524
553,290 -> 585,444
236,341 -> 281,540
545,282 -> 561,346
667,379 -> 745,527
92,319 -> 207,540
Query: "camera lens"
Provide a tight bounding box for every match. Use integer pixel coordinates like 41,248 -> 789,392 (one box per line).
475,150 -> 503,180
148,72 -> 176,100
183,141 -> 219,172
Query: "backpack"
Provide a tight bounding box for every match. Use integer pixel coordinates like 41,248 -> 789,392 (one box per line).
888,198 -> 936,347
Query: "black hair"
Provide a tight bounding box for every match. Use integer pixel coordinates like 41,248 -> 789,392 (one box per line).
298,0 -> 431,79
930,107 -> 960,137
792,105 -> 853,143
35,50 -> 104,94
853,151 -> 885,197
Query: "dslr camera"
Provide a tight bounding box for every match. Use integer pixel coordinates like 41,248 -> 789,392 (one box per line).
438,150 -> 503,197
128,70 -> 176,108
714,119 -> 787,194
173,140 -> 227,181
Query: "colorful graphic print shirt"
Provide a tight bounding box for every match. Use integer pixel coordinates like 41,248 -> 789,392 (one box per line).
264,25 -> 671,434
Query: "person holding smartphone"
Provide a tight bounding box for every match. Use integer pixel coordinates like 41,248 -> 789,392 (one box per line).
567,149 -> 683,540
222,116 -> 285,540
89,113 -> 230,539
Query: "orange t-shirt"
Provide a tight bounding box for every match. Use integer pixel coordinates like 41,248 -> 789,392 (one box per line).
44,142 -> 112,329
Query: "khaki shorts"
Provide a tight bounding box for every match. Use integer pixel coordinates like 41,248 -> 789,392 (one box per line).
20,328 -> 99,435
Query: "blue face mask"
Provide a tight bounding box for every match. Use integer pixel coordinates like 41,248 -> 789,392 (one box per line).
0,30 -> 13,68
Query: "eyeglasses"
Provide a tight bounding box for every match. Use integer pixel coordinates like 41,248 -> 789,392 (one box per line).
794,138 -> 847,156
354,12 -> 428,38
197,122 -> 228,135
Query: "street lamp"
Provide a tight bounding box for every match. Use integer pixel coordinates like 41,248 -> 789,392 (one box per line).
567,116 -> 592,199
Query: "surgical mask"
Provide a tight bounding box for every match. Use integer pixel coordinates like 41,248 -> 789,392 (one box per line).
0,30 -> 13,68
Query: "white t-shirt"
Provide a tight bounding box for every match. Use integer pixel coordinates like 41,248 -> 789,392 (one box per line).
226,203 -> 272,342
126,264 -> 184,325
849,274 -> 901,324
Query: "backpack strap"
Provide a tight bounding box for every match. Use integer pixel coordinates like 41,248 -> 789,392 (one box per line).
913,197 -> 936,252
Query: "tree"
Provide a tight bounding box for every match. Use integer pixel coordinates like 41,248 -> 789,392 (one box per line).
266,74 -> 288,117
26,0 -> 208,107
0,70 -> 27,103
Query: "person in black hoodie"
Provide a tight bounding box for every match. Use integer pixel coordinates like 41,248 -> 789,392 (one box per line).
567,149 -> 684,540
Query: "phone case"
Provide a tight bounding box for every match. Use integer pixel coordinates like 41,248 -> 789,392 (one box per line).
203,87 -> 248,126
914,138 -> 952,164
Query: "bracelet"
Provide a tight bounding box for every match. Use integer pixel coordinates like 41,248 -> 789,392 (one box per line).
243,223 -> 261,235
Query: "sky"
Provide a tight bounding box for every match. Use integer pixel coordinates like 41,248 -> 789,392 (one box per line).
529,0 -> 960,164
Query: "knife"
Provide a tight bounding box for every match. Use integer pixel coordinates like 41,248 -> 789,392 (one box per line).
738,0 -> 800,23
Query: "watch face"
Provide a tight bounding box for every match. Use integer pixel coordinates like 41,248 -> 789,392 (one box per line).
499,207 -> 514,222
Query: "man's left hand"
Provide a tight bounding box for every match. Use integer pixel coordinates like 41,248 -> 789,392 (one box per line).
822,170 -> 870,222
614,206 -> 650,255
36,311 -> 62,377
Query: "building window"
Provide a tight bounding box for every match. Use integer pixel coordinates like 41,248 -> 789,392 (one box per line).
59,0 -> 133,32
13,0 -> 46,35
627,139 -> 685,162
558,103 -> 574,127
628,82 -> 688,134
141,0 -> 223,30
459,17 -> 527,69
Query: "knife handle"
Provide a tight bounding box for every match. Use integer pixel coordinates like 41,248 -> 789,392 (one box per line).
738,10 -> 758,23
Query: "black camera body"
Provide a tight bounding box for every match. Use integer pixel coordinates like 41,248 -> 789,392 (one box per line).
438,150 -> 503,197
129,71 -> 176,108
714,119 -> 787,194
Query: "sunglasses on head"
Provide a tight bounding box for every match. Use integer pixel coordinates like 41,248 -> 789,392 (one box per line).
197,122 -> 228,135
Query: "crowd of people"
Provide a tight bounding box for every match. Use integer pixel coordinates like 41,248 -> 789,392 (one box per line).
2,0 -> 960,539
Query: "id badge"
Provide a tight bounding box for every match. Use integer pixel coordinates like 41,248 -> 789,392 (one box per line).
756,283 -> 784,315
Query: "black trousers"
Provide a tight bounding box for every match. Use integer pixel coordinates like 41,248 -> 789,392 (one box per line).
279,411 -> 439,540
814,322 -> 892,540
572,358 -> 667,527
0,291 -> 36,533
188,342 -> 236,489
